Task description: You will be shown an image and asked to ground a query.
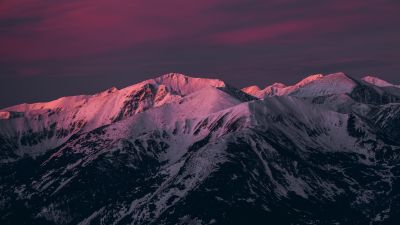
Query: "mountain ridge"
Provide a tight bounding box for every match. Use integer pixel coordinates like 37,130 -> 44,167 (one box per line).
1,72 -> 400,225
1,72 -> 399,160
2,72 -> 397,112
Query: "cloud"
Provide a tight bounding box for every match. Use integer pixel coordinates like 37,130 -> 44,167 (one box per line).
0,0 -> 399,82
0,0 -> 228,63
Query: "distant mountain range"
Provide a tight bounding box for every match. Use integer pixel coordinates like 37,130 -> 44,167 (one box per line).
1,72 -> 400,224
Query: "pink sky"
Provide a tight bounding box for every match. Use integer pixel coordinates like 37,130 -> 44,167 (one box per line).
0,0 -> 399,107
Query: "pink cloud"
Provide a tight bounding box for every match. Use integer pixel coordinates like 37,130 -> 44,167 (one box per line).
0,0 -> 226,62
211,12 -> 377,45
0,0 -> 399,77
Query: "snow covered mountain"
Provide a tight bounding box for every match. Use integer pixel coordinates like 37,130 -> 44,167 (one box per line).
362,75 -> 399,88
0,73 -> 252,162
1,72 -> 400,225
242,73 -> 400,101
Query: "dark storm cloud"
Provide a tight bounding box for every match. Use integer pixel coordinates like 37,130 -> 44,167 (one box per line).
0,0 -> 399,108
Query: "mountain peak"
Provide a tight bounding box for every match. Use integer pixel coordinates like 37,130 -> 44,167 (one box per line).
157,72 -> 190,81
362,75 -> 395,87
288,72 -> 356,97
150,73 -> 226,95
271,82 -> 287,88
325,72 -> 350,79
155,72 -> 225,84
295,74 -> 324,87
242,85 -> 261,93
241,73 -> 356,99
241,85 -> 264,98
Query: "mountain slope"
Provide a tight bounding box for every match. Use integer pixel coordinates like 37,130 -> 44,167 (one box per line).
0,73 -> 251,162
243,72 -> 400,105
1,72 -> 400,225
362,76 -> 398,88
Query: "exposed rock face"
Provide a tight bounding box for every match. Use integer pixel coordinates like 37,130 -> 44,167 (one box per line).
1,73 -> 400,225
